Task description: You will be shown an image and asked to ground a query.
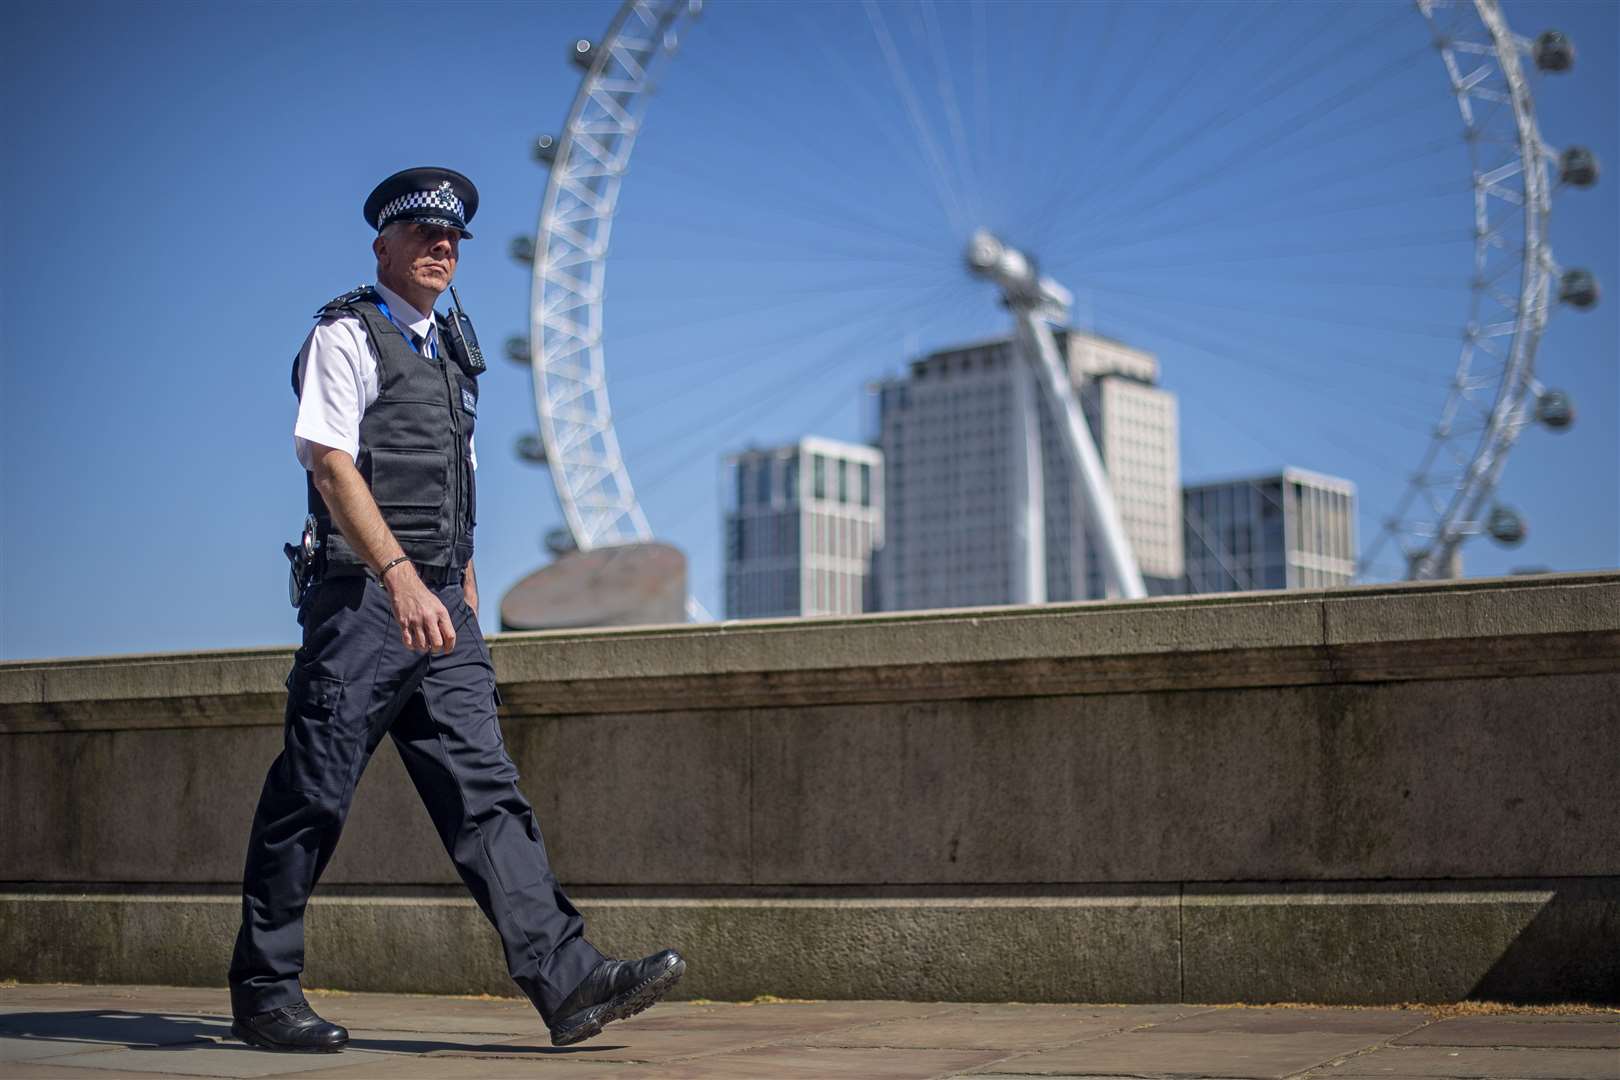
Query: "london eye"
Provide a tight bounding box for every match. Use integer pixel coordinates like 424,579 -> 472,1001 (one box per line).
511,0 -> 1603,614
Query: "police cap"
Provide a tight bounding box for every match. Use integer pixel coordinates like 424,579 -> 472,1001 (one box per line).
364,167 -> 479,239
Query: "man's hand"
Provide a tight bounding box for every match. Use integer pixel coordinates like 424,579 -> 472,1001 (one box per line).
384,562 -> 457,654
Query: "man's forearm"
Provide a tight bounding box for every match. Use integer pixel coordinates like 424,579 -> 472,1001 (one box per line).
464,559 -> 478,616
311,449 -> 405,574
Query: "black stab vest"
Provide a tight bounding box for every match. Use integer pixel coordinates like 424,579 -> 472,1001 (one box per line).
293,287 -> 478,577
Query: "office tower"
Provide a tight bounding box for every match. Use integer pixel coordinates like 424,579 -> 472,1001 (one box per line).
874,330 -> 1181,610
723,436 -> 884,619
1182,468 -> 1358,593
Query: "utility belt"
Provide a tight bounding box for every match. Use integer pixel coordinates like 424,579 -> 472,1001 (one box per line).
285,515 -> 462,606
322,561 -> 464,587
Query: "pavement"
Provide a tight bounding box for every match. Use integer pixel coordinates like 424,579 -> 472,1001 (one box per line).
1,984 -> 1616,1080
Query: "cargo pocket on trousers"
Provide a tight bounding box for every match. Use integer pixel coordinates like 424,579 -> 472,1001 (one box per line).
282,668 -> 352,801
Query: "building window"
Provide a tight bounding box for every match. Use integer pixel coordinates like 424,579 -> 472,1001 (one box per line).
813,454 -> 827,500
757,458 -> 772,506
838,459 -> 849,504
860,463 -> 872,507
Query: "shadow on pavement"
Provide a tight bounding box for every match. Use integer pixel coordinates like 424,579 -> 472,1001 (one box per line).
0,1009 -> 624,1057
346,1034 -> 624,1055
0,1008 -> 227,1049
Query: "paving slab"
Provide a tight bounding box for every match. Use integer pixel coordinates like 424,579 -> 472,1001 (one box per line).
421,1001 -> 953,1064
2,984 -> 1614,1080
1395,1014 -> 1620,1048
790,1003 -> 1209,1051
974,1030 -> 1410,1078
305,1057 -> 634,1080
1,1035 -> 113,1066
14,1041 -> 370,1077
332,1027 -> 586,1057
594,1044 -> 1009,1078
0,1066 -> 186,1079
1307,1044 -> 1620,1078
1149,1007 -> 1429,1038
300,992 -> 541,1036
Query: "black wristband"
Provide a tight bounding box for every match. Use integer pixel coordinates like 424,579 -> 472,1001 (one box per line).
378,555 -> 411,584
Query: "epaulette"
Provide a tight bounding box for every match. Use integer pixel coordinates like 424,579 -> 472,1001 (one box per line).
314,284 -> 376,319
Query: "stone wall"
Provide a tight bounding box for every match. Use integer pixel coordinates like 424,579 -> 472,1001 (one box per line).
3,572 -> 1617,1003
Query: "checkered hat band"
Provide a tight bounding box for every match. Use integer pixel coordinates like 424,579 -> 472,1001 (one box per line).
377,187 -> 465,229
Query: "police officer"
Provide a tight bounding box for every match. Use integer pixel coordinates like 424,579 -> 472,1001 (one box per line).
228,167 -> 684,1053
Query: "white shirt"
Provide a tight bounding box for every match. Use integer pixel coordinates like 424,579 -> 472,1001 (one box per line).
293,281 -> 476,471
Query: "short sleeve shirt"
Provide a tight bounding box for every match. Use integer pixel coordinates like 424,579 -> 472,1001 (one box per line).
293,281 -> 476,471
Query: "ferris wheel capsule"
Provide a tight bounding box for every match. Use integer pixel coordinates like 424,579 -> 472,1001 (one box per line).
1535,389 -> 1575,430
1533,30 -> 1574,72
1487,506 -> 1528,546
1558,269 -> 1599,309
516,434 -> 548,464
570,38 -> 597,70
504,336 -> 530,366
533,134 -> 558,165
1558,147 -> 1600,187
510,236 -> 536,265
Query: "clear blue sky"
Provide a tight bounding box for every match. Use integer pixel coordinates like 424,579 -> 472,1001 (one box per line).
2,0 -> 1615,660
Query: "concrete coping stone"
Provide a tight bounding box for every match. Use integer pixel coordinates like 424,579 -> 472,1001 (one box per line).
1,572 -> 1615,721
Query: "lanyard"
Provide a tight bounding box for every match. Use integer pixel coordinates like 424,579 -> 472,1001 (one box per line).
375,296 -> 437,358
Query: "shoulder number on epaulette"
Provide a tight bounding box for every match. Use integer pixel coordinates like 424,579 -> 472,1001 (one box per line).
314,284 -> 375,318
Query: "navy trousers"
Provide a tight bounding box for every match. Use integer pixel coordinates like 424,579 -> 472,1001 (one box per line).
228,576 -> 603,1022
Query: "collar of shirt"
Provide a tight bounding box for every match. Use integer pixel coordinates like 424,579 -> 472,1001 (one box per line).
374,281 -> 438,344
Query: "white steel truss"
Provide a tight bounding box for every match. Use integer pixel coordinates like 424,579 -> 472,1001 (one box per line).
1365,0 -> 1560,579
530,0 -> 698,552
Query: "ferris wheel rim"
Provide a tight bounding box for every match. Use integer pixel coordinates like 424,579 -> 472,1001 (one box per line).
1364,0 -> 1559,579
529,0 -> 695,553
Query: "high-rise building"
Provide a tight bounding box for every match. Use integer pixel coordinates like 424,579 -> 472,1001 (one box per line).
723,436 -> 883,619
1182,468 -> 1358,593
874,330 -> 1181,610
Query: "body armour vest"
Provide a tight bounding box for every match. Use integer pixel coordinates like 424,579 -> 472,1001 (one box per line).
293,286 -> 479,577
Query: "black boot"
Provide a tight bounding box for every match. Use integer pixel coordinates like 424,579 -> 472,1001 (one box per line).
231,1001 -> 349,1053
549,948 -> 686,1046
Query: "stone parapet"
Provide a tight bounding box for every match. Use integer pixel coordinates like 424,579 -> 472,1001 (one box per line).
2,572 -> 1616,1002
1,880 -> 1613,1005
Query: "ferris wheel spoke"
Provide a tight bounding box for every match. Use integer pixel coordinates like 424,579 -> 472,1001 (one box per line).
1054,3 -> 1407,236
606,283 -> 950,392
1056,130 -> 1458,261
1090,289 -> 1441,431
680,12 -> 952,244
1068,228 -> 1467,275
862,0 -> 972,236
613,282 -> 970,431
1060,41 -> 1435,256
916,0 -> 985,225
629,154 -> 950,257
1097,134 -> 1456,242
1071,177 -> 1464,268
1077,276 -> 1462,342
604,266 -> 952,352
622,284 -> 977,492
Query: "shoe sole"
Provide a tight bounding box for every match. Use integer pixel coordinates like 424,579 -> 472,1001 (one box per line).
230,1020 -> 346,1054
550,954 -> 687,1047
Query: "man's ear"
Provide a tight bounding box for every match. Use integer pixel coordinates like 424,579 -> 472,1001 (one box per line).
372,234 -> 386,263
